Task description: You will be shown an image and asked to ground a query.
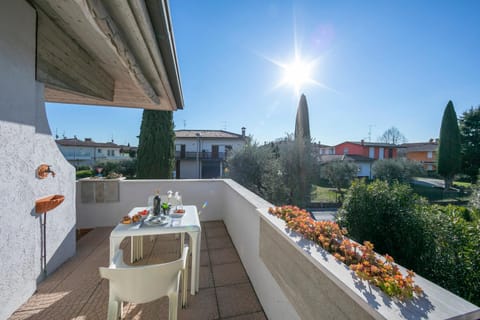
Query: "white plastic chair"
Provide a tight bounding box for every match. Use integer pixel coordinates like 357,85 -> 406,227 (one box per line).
99,245 -> 189,320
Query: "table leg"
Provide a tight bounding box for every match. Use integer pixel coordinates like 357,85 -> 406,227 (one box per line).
188,231 -> 200,295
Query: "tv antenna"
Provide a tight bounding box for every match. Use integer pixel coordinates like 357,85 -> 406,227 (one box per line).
222,121 -> 227,131
368,125 -> 375,142
183,120 -> 186,129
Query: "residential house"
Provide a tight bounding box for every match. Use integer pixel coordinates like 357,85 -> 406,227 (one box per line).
399,140 -> 438,171
312,143 -> 335,156
335,140 -> 400,159
56,137 -> 133,168
319,154 -> 374,179
174,128 -> 247,179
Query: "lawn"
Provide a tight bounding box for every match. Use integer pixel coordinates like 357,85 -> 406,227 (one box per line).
311,185 -> 341,203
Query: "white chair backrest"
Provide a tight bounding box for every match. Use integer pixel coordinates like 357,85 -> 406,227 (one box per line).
99,253 -> 184,304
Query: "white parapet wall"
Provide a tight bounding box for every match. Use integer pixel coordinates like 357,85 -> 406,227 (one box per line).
76,179 -> 480,320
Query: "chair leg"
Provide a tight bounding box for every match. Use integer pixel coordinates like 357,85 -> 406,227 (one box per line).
107,300 -> 120,320
168,294 -> 178,320
182,258 -> 189,307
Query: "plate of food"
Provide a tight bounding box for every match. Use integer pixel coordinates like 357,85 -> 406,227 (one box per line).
170,208 -> 186,218
144,215 -> 170,226
121,214 -> 142,224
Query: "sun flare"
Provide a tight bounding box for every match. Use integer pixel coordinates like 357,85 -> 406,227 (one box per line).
281,58 -> 315,95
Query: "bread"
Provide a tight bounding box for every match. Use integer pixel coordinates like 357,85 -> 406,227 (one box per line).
122,216 -> 132,224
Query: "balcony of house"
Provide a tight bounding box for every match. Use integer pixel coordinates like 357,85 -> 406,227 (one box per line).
11,179 -> 480,319
175,151 -> 227,160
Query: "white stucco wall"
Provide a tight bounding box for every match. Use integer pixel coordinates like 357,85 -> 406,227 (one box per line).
0,1 -> 76,318
179,160 -> 197,179
175,137 -> 245,153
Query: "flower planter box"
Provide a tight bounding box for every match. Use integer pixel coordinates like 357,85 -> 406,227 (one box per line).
259,209 -> 480,320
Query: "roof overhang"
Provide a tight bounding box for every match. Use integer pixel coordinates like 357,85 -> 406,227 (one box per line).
30,0 -> 183,110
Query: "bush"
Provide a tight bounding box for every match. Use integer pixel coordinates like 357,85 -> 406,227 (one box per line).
95,160 -> 137,178
76,169 -> 94,179
419,205 -> 480,305
471,184 -> 480,211
372,158 -> 425,183
320,160 -> 358,193
339,180 -> 480,306
338,180 -> 428,269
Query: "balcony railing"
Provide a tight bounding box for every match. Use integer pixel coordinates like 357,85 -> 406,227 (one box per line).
76,179 -> 480,320
175,151 -> 227,160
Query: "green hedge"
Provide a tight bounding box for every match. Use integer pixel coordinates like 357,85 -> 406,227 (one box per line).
76,169 -> 94,179
338,180 -> 480,305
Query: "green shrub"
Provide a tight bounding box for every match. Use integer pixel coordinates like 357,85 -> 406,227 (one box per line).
419,205 -> 480,305
76,169 -> 94,179
339,180 -> 480,305
338,180 -> 428,269
372,158 -> 425,183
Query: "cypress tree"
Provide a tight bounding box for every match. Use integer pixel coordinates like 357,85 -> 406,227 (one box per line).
136,110 -> 175,178
437,100 -> 461,190
294,94 -> 311,141
292,94 -> 312,207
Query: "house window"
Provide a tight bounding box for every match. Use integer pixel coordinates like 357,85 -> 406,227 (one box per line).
379,147 -> 384,159
343,147 -> 349,154
427,164 -> 433,171
369,147 -> 374,158
427,151 -> 433,159
97,149 -> 102,153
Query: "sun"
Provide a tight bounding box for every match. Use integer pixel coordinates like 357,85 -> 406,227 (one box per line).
281,57 -> 315,96
267,53 -> 324,96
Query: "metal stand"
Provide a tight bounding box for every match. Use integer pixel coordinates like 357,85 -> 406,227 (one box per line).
40,212 -> 47,276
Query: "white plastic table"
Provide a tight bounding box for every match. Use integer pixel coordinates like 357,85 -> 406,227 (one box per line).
109,205 -> 201,295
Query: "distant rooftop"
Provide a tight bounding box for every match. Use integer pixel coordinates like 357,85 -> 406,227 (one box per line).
175,129 -> 245,139
319,154 -> 374,162
401,142 -> 438,152
56,137 -> 132,149
340,141 -> 402,147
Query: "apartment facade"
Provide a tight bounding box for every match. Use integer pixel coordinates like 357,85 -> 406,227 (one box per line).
400,140 -> 438,171
334,140 -> 400,159
56,137 -> 134,168
174,128 -> 247,179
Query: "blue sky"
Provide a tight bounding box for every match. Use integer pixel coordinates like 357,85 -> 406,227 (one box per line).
46,1 -> 480,146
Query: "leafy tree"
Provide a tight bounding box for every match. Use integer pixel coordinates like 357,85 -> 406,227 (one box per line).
320,160 -> 358,194
277,136 -> 314,207
378,126 -> 406,144
437,101 -> 461,190
372,158 -> 425,183
459,106 -> 480,183
471,183 -> 480,211
136,110 -> 175,178
227,141 -> 288,205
